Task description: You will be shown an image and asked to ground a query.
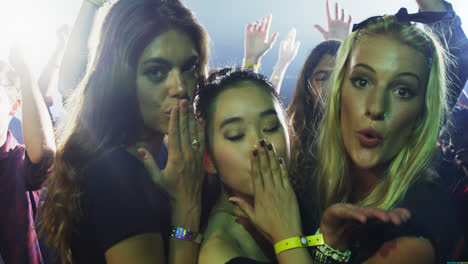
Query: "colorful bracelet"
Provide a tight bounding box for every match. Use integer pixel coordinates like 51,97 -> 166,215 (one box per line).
88,0 -> 105,7
312,228 -> 352,263
274,234 -> 324,255
170,225 -> 203,244
242,58 -> 259,69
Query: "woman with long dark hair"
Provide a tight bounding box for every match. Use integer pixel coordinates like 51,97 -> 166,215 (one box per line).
40,0 -> 209,263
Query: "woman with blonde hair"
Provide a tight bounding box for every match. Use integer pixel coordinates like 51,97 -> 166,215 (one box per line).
231,8 -> 460,264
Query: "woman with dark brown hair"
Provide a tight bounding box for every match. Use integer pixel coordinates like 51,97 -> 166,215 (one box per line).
40,0 -> 209,263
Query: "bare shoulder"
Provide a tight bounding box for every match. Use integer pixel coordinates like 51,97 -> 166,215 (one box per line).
105,233 -> 166,264
199,227 -> 243,264
364,236 -> 435,264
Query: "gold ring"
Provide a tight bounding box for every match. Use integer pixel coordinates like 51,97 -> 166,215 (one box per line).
191,139 -> 200,149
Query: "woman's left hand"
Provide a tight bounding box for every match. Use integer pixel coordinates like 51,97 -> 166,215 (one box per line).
230,139 -> 303,244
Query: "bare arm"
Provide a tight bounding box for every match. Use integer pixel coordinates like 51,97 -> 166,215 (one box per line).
9,47 -> 56,165
168,206 -> 202,264
242,14 -> 279,73
105,233 -> 166,263
58,0 -> 100,101
269,28 -> 300,92
417,0 -> 468,110
38,25 -> 69,101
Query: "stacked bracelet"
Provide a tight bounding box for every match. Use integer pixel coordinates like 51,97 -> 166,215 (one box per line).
274,234 -> 324,255
311,229 -> 352,263
170,225 -> 203,244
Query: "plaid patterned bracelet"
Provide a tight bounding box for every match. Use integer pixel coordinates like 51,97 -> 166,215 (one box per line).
170,225 -> 203,244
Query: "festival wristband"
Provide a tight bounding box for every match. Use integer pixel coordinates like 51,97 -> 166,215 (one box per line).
242,58 -> 259,69
88,0 -> 105,7
170,225 -> 203,244
274,234 -> 324,255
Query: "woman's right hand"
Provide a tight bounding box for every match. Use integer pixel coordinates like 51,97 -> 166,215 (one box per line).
314,0 -> 352,41
138,99 -> 205,219
319,203 -> 411,251
244,14 -> 279,67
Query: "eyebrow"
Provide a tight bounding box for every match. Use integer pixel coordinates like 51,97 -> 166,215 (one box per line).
313,70 -> 331,75
353,63 -> 376,73
353,63 -> 421,84
219,108 -> 277,129
142,55 -> 200,68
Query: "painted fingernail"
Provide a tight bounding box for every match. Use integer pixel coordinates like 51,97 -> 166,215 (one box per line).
253,144 -> 257,149
279,158 -> 284,164
267,143 -> 273,151
137,149 -> 146,159
253,149 -> 258,156
260,139 -> 266,147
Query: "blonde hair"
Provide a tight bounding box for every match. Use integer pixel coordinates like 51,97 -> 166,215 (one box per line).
315,16 -> 449,212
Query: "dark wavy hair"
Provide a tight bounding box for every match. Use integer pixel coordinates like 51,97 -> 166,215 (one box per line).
197,68 -> 301,224
40,0 -> 209,262
286,40 -> 341,194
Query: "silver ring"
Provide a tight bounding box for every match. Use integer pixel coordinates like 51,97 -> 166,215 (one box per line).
191,139 -> 200,150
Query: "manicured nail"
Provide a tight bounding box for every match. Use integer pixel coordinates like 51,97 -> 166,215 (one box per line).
253,149 -> 258,156
260,139 -> 266,147
279,158 -> 284,164
137,149 -> 146,159
267,143 -> 273,151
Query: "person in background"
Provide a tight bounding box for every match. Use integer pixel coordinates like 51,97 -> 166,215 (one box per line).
0,47 -> 56,264
437,106 -> 468,259
7,25 -> 69,144
241,13 -> 300,91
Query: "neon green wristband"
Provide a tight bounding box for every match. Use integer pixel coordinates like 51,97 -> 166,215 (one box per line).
88,0 -> 105,7
274,234 -> 324,255
242,58 -> 260,69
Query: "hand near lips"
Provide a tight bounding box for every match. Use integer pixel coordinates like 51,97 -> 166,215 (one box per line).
319,203 -> 411,251
230,139 -> 303,244
137,99 -> 205,216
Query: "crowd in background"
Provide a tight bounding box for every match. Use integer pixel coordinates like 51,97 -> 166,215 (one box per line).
0,0 -> 468,263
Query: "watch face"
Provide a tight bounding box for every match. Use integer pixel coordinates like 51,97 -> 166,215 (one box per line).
300,237 -> 308,246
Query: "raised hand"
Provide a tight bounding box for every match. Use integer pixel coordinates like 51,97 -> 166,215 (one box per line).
314,0 -> 352,41
319,203 -> 411,251
230,139 -> 302,244
244,14 -> 279,68
9,45 -> 33,84
277,28 -> 301,68
138,99 -> 205,214
56,25 -> 70,47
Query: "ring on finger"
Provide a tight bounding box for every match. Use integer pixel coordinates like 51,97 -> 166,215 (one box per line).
191,139 -> 200,150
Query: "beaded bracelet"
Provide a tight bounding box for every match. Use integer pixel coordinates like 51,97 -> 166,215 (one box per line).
312,228 -> 352,263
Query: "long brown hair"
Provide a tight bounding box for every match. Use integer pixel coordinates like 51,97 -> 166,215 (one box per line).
40,0 -> 209,262
287,41 -> 341,196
